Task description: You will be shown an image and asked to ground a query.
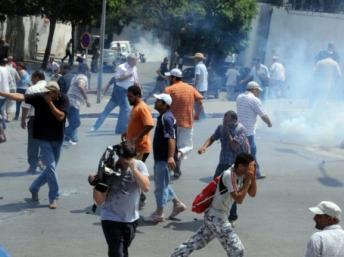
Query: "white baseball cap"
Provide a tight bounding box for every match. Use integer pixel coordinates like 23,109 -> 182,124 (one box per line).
41,81 -> 60,93
309,201 -> 342,220
247,81 -> 263,91
165,68 -> 182,78
153,93 -> 172,106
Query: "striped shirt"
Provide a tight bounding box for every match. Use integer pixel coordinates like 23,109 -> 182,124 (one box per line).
236,91 -> 266,136
165,81 -> 203,128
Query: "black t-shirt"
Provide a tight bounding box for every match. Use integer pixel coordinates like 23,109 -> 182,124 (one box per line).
157,62 -> 168,81
153,110 -> 176,161
25,93 -> 69,142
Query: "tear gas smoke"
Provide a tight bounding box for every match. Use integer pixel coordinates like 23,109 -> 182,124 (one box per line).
134,35 -> 169,62
264,43 -> 344,147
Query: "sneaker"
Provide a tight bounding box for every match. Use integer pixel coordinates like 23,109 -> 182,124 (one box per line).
146,212 -> 164,223
68,139 -> 77,145
169,202 -> 186,219
48,200 -> 57,209
63,139 -> 77,146
26,167 -> 36,174
31,191 -> 39,202
89,127 -> 96,132
256,174 -> 266,180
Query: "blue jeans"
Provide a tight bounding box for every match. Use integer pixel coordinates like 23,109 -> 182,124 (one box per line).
93,86 -> 130,134
0,98 -> 6,129
247,135 -> 261,176
15,88 -> 27,119
154,161 -> 176,209
27,117 -> 40,170
29,140 -> 62,203
65,106 -> 80,142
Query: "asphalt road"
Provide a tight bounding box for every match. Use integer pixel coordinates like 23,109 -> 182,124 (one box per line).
1,114 -> 344,257
1,61 -> 344,257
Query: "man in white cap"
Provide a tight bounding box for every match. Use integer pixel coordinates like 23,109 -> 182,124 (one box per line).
305,201 -> 344,257
194,52 -> 208,96
147,93 -> 186,222
91,54 -> 139,134
0,81 -> 69,209
236,81 -> 272,179
164,68 -> 203,178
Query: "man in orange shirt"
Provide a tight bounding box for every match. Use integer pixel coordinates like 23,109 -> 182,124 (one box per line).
165,68 -> 203,178
122,85 -> 154,209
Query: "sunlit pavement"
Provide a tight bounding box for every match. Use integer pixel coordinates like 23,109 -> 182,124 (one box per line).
1,61 -> 344,257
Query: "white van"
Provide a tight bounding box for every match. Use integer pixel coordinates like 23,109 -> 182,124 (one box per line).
110,41 -> 135,57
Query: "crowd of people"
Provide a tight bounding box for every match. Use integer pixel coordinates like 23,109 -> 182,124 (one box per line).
0,47 -> 343,257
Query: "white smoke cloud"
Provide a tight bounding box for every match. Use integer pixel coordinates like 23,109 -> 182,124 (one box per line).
134,35 -> 169,62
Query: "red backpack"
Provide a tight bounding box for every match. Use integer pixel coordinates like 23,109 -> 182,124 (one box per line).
192,174 -> 228,213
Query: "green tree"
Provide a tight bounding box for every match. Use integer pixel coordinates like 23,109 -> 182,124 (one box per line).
133,0 -> 257,67
0,0 -> 131,67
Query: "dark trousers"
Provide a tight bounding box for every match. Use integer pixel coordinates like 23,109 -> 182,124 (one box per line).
213,163 -> 238,221
247,135 -> 261,177
101,220 -> 138,257
27,117 -> 40,170
15,88 -> 27,120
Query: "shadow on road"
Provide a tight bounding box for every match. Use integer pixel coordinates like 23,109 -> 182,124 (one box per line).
0,171 -> 33,178
317,161 -> 344,188
0,200 -> 48,214
199,176 -> 212,184
163,219 -> 203,232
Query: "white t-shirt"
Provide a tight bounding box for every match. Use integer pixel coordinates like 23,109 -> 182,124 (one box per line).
0,66 -> 10,99
270,62 -> 286,82
195,62 -> 208,92
6,64 -> 18,90
22,80 -> 47,117
48,61 -> 60,72
236,91 -> 266,136
115,62 -> 139,90
304,225 -> 344,257
208,167 -> 243,220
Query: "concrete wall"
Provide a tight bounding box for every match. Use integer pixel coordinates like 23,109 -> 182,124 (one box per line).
0,16 -> 71,59
265,8 -> 344,68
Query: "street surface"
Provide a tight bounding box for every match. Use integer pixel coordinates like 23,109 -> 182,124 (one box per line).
1,62 -> 344,257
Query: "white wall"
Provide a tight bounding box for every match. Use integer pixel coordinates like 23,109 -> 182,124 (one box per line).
1,16 -> 71,59
265,8 -> 344,67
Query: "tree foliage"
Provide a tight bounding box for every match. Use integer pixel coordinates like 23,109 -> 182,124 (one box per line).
133,0 -> 257,65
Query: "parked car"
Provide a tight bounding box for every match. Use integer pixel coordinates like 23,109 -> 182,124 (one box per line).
181,66 -> 222,99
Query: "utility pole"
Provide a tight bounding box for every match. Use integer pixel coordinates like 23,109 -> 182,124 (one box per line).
97,0 -> 106,103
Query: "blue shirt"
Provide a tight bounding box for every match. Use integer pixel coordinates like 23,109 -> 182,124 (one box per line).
153,110 -> 176,161
211,122 -> 250,165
